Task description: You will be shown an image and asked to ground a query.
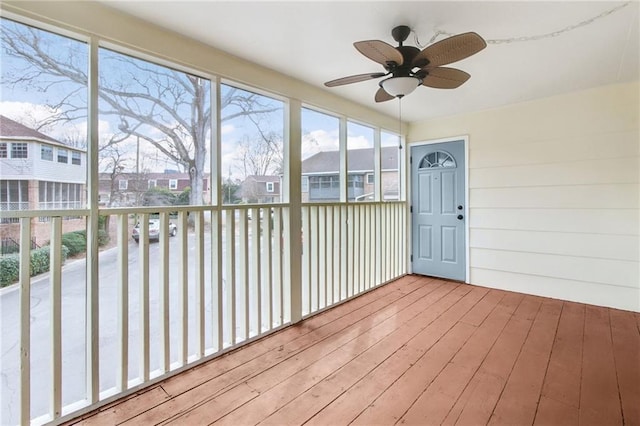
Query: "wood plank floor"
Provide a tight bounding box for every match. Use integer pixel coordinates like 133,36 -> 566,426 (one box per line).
72,276 -> 640,426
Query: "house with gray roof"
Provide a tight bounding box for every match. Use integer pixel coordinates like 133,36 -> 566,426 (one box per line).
302,146 -> 399,202
0,115 -> 86,244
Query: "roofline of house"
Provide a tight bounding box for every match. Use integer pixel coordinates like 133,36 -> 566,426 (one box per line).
0,136 -> 86,152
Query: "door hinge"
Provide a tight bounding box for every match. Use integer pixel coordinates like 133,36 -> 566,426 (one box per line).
410,254 -> 413,262
410,205 -> 413,213
410,156 -> 413,164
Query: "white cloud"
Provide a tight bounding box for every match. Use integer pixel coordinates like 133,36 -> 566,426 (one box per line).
302,129 -> 339,159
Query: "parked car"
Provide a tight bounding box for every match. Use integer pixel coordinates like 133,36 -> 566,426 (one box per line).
132,219 -> 177,243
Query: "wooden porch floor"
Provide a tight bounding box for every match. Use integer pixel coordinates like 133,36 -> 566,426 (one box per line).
73,276 -> 640,426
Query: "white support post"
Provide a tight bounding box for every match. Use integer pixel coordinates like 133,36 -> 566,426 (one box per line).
19,218 -> 31,425
86,36 -> 100,405
211,76 -> 223,351
301,206 -> 310,316
286,99 -> 302,323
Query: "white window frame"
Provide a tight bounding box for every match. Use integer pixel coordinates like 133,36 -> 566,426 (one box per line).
119,179 -> 128,190
266,182 -> 274,193
169,179 -> 178,190
57,148 -> 68,163
41,144 -> 53,161
366,173 -> 374,184
11,143 -> 28,159
71,151 -> 81,165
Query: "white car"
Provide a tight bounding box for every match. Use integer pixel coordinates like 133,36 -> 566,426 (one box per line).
132,219 -> 177,243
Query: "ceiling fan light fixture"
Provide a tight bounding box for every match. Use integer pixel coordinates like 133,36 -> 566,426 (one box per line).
380,76 -> 421,98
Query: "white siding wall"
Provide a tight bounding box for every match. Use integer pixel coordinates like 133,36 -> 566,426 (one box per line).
0,155 -> 34,179
33,144 -> 86,183
409,82 -> 640,312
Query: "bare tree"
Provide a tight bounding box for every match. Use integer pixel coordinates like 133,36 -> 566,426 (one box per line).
1,20 -> 279,205
236,131 -> 284,178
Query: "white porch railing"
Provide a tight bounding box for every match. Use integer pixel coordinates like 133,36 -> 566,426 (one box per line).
0,201 -> 406,425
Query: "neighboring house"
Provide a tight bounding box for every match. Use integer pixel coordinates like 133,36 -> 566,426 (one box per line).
0,115 -> 87,244
301,146 -> 399,202
98,171 -> 210,206
237,175 -> 281,203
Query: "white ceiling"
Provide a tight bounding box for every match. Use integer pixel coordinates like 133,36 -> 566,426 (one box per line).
101,1 -> 639,123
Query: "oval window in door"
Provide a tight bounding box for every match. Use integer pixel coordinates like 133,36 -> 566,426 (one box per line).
418,151 -> 456,169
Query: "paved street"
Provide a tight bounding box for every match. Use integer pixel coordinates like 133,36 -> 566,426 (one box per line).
0,231 -> 228,425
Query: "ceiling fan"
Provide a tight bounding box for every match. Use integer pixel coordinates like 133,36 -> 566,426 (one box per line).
324,25 -> 486,102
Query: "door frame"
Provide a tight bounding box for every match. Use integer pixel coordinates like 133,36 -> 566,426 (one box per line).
407,135 -> 470,283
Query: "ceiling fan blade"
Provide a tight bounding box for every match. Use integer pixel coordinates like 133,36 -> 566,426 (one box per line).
412,32 -> 486,68
422,67 -> 470,89
324,72 -> 387,87
375,87 -> 395,103
354,40 -> 404,67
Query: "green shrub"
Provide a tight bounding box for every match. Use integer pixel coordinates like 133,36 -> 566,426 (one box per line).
0,246 -> 69,288
61,232 -> 86,256
0,255 -> 19,287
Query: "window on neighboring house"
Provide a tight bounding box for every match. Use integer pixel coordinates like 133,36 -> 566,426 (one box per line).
0,143 -> 7,158
11,143 -> 28,159
57,148 -> 68,163
301,176 -> 309,192
169,179 -> 178,190
366,174 -> 374,184
71,151 -> 81,165
148,179 -> 157,189
119,180 -> 128,190
266,182 -> 274,192
41,145 -> 53,161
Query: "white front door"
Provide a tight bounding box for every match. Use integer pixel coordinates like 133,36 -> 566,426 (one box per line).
411,140 -> 466,281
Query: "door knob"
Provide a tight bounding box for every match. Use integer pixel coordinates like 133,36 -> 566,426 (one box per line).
457,214 -> 464,220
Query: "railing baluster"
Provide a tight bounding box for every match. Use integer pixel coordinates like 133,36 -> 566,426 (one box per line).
273,208 -> 283,325
116,214 -> 129,389
252,208 -> 262,336
326,206 -> 334,306
282,207 -> 291,323
310,206 -> 318,312
333,206 -> 345,301
301,206 -> 310,315
159,212 -> 170,373
375,204 -> 381,286
138,213 -> 150,381
195,211 -> 205,357
319,206 -> 326,309
50,217 -> 62,419
263,207 -> 273,329
158,212 -> 171,373
178,211 -> 188,364
224,209 -> 236,346
212,209 -> 223,351
19,218 -> 31,425
238,209 -> 249,341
